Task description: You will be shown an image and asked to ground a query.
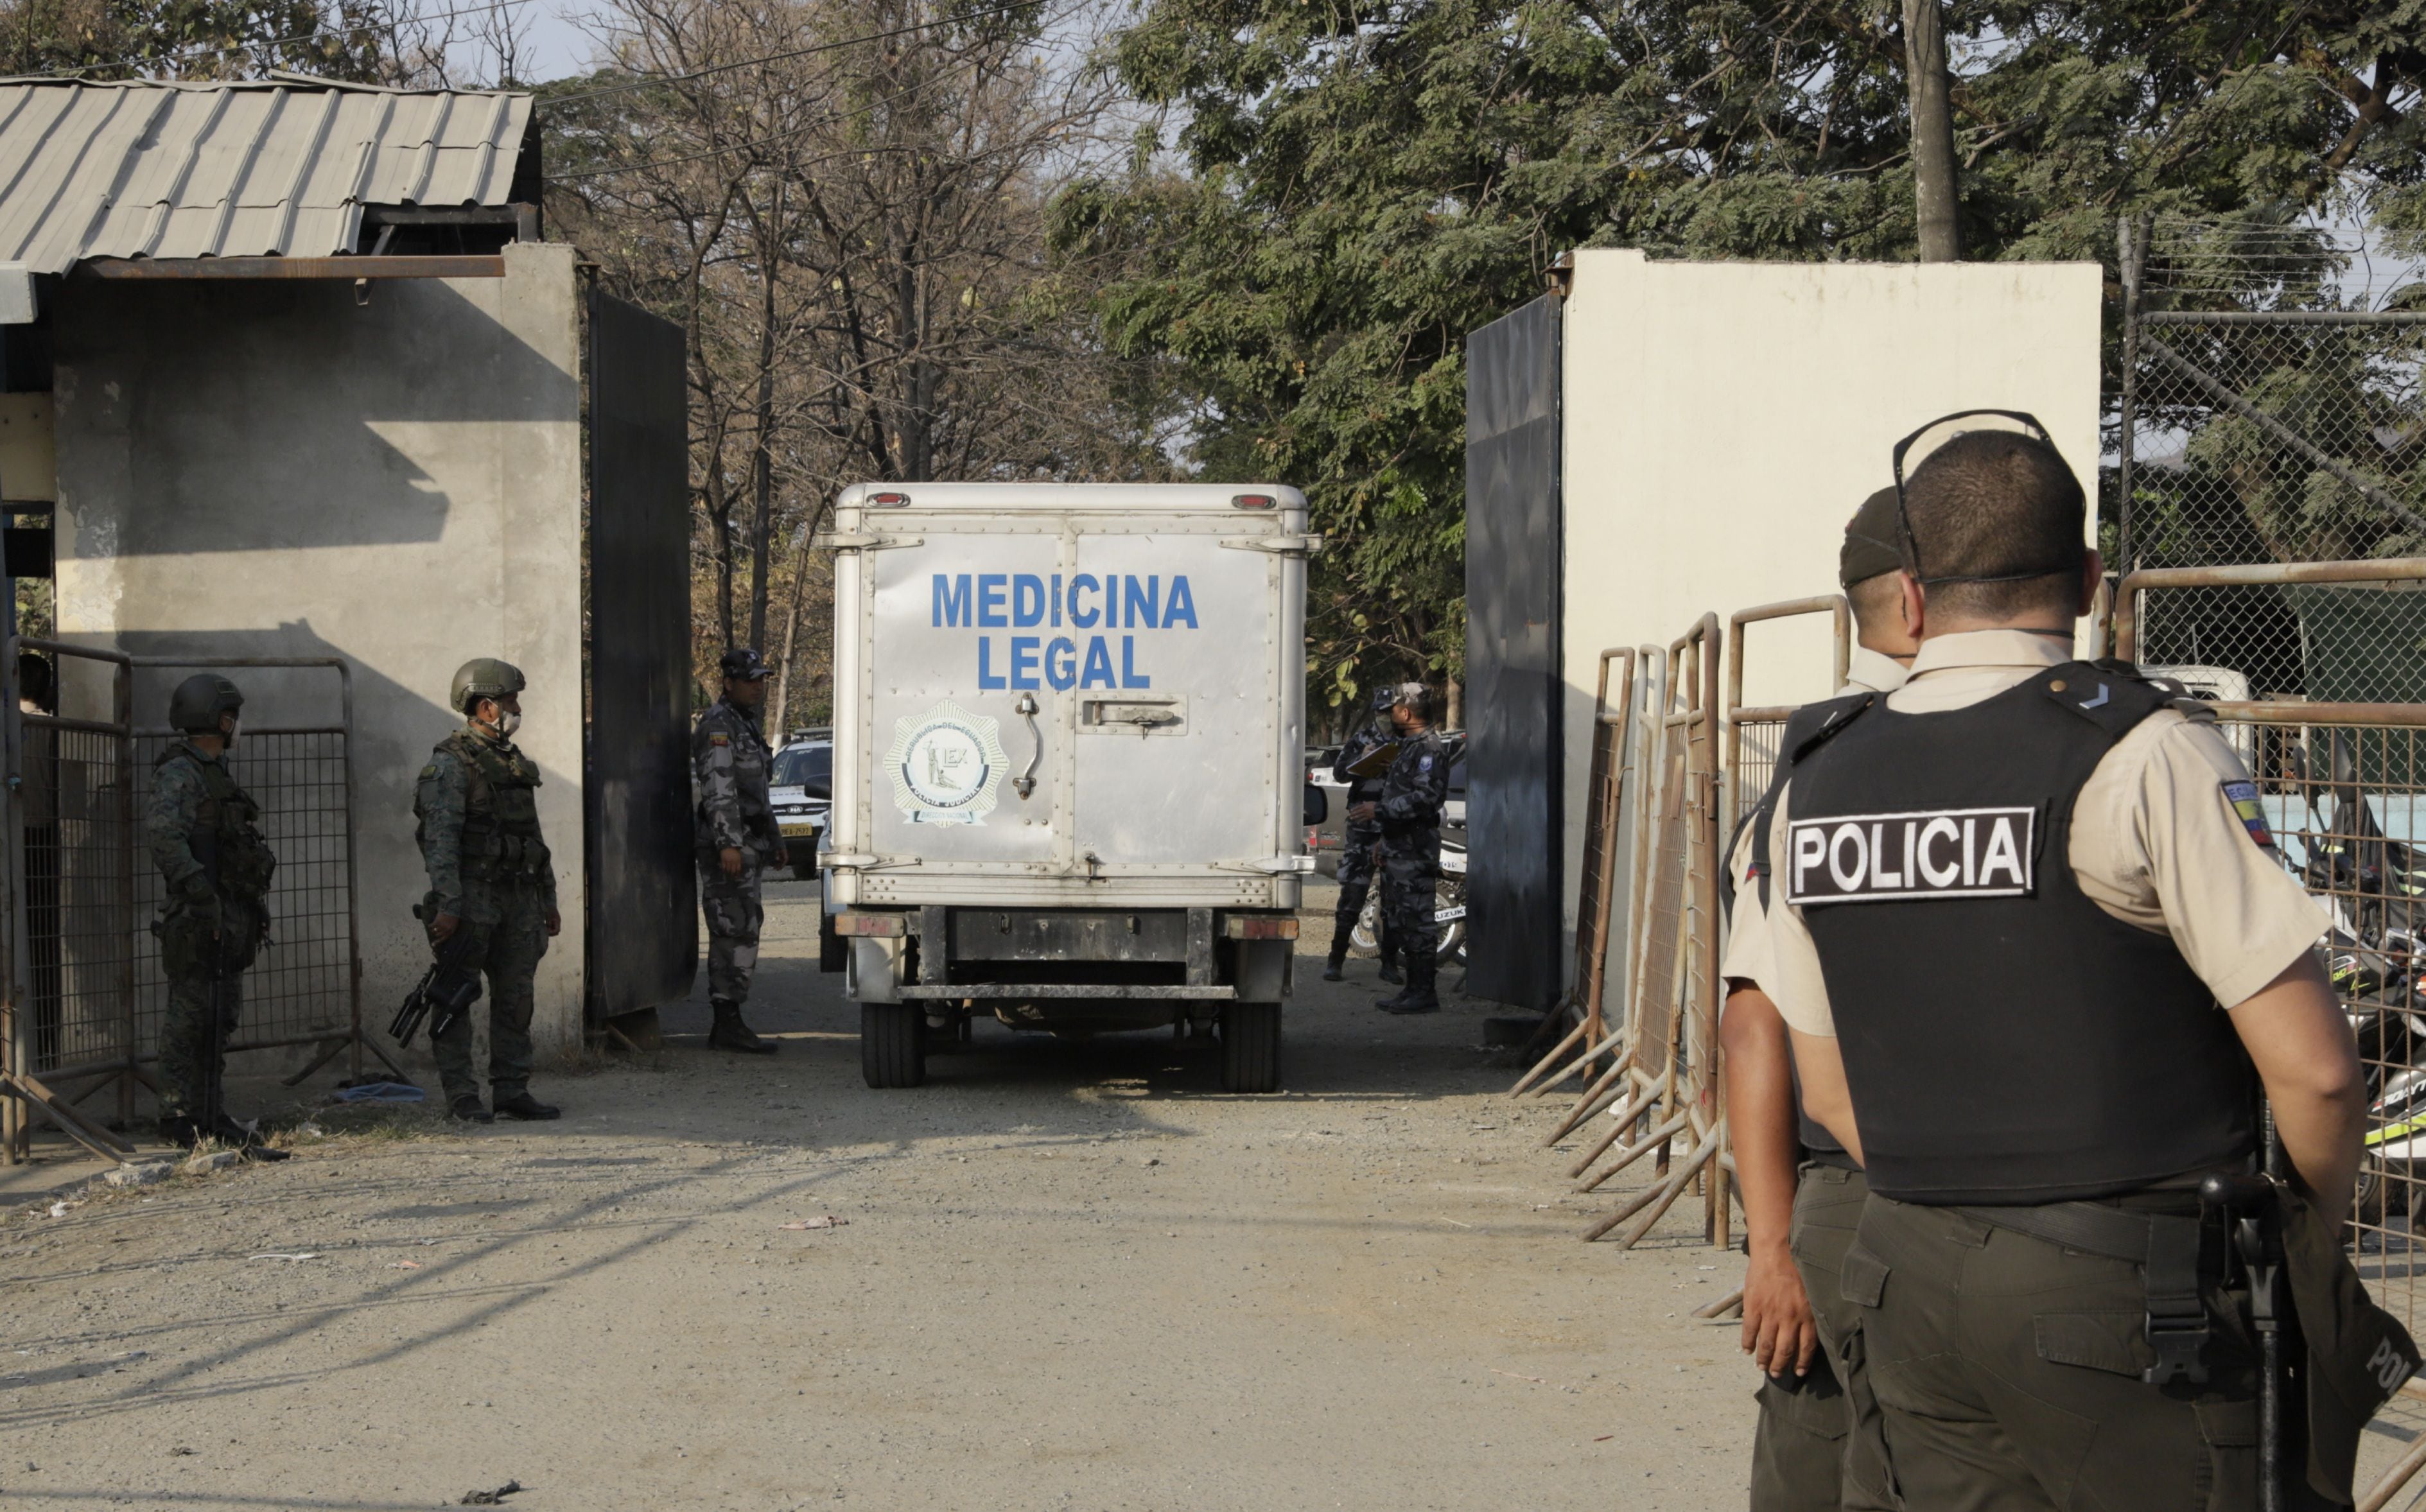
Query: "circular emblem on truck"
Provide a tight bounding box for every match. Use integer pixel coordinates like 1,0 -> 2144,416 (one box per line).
886,700 -> 1007,824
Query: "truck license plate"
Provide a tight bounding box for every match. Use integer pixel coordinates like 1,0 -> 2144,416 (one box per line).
781,822 -> 819,839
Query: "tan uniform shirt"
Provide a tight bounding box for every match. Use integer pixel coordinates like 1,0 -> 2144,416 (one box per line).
1720,652 -> 1910,997
1752,629 -> 2328,1037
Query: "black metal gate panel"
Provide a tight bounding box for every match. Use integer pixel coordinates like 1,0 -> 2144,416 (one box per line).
585,290 -> 697,1020
1464,295 -> 1562,1009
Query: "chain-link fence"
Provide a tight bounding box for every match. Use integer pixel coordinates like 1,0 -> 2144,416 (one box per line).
0,645 -> 371,1162
2116,217 -> 2426,695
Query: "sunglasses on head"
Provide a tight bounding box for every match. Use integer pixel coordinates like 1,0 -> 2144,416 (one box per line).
1891,408 -> 2079,586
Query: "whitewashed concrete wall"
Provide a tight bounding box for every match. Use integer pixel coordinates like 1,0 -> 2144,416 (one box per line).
50,241 -> 588,1075
1559,250 -> 2104,991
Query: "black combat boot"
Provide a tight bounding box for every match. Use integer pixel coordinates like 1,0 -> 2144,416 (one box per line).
1322,943 -> 1348,982
1385,953 -> 1441,1014
1377,949 -> 1404,986
708,998 -> 779,1056
493,1091 -> 561,1121
449,1094 -> 494,1124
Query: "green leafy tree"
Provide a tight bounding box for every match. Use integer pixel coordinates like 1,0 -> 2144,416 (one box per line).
1057,0 -> 2423,712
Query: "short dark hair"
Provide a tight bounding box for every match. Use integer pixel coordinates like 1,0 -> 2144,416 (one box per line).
1845,571 -> 1901,636
1903,431 -> 2085,618
462,691 -> 491,719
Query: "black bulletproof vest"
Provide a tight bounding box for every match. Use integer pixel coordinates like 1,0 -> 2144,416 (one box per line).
1783,662 -> 2257,1205
1730,783 -> 1854,1169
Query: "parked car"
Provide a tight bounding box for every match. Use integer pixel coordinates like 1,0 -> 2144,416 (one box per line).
771,738 -> 832,881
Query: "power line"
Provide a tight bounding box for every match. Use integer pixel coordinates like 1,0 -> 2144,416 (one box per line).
545,0 -> 1046,107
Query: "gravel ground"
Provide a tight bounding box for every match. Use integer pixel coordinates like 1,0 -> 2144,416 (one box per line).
3,878 -> 2420,1511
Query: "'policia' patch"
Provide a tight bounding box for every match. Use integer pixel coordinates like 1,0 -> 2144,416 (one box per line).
2221,779 -> 2274,847
1786,807 -> 2036,905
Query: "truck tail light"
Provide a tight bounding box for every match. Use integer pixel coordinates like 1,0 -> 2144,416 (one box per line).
1223,916 -> 1300,941
1231,493 -> 1277,510
868,491 -> 912,507
835,912 -> 907,937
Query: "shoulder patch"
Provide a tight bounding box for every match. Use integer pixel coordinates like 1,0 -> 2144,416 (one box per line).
418,764 -> 439,781
2221,779 -> 2276,849
1418,754 -> 1433,772
709,733 -> 730,747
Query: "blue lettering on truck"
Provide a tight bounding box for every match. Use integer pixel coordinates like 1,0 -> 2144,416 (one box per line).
935,571 -> 1199,689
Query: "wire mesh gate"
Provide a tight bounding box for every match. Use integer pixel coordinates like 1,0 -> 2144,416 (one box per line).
0,643 -> 380,1163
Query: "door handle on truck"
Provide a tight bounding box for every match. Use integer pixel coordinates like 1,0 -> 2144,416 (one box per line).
1012,691 -> 1042,798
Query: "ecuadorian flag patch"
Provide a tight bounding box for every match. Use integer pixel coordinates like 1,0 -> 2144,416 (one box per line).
2222,779 -> 2274,847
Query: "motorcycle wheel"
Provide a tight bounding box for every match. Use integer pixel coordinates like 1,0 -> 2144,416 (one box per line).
1348,889 -> 1383,957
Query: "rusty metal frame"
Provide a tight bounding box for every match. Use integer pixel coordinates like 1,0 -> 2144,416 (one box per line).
1510,647 -> 1638,1096
1574,614 -> 1730,1249
1724,595 -> 1851,816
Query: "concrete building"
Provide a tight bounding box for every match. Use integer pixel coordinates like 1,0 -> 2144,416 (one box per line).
1465,250 -> 2105,1011
0,77 -> 692,1106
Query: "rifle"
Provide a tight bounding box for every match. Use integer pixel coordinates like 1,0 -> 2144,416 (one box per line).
201,930 -> 229,1138
2202,1171 -> 2287,1512
389,926 -> 485,1048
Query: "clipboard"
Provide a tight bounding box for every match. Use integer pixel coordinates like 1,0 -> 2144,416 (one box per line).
1344,740 -> 1401,779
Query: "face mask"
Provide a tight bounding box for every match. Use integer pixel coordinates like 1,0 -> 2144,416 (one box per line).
496,711 -> 521,739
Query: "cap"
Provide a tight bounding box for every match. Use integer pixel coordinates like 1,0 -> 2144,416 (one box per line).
1840,487 -> 1903,589
720,647 -> 773,681
1370,685 -> 1397,713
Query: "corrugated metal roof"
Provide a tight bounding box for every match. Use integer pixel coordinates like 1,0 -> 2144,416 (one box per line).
0,78 -> 530,274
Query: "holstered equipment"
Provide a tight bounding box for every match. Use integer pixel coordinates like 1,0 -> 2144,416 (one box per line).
1956,1198 -> 2212,1386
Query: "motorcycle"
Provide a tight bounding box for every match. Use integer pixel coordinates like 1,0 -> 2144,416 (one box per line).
1347,831 -> 1467,966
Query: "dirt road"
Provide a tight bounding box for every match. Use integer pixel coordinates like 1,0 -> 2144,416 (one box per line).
6,881 -> 2422,1511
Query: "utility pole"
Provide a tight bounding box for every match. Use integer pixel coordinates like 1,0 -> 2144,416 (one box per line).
1903,0 -> 1960,261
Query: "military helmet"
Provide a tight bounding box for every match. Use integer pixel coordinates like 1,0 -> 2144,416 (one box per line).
450,657 -> 527,713
168,673 -> 243,734
719,647 -> 772,681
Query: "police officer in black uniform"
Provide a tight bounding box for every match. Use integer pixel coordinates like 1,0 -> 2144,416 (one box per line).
1323,686 -> 1401,983
1355,683 -> 1449,1015
1761,418 -> 2396,1509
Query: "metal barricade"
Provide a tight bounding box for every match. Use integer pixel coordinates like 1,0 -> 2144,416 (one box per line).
1724,596 -> 1851,831
0,646 -> 374,1162
2119,561 -> 2426,1360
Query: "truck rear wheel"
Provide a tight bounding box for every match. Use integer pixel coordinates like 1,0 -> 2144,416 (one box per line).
861,1003 -> 927,1088
1220,1002 -> 1282,1093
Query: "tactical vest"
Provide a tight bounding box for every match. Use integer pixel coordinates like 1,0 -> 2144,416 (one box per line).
431,728 -> 550,882
159,745 -> 277,900
1781,663 -> 2257,1205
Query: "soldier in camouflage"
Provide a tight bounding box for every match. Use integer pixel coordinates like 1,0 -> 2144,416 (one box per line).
415,657 -> 563,1123
1352,682 -> 1449,1015
1323,685 -> 1401,983
692,647 -> 783,1054
146,673 -> 287,1157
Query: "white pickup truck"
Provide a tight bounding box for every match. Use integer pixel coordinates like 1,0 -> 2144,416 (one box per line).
816,483 -> 1319,1092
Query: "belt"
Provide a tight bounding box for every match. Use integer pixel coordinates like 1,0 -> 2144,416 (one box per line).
1958,1201 -> 2212,1386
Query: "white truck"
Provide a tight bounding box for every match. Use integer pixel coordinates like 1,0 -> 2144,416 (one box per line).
815,482 -> 1320,1092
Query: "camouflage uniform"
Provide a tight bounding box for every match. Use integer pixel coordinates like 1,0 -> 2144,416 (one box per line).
145,742 -> 275,1120
414,725 -> 554,1105
1377,726 -> 1449,979
1328,725 -> 1391,962
692,696 -> 785,1005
